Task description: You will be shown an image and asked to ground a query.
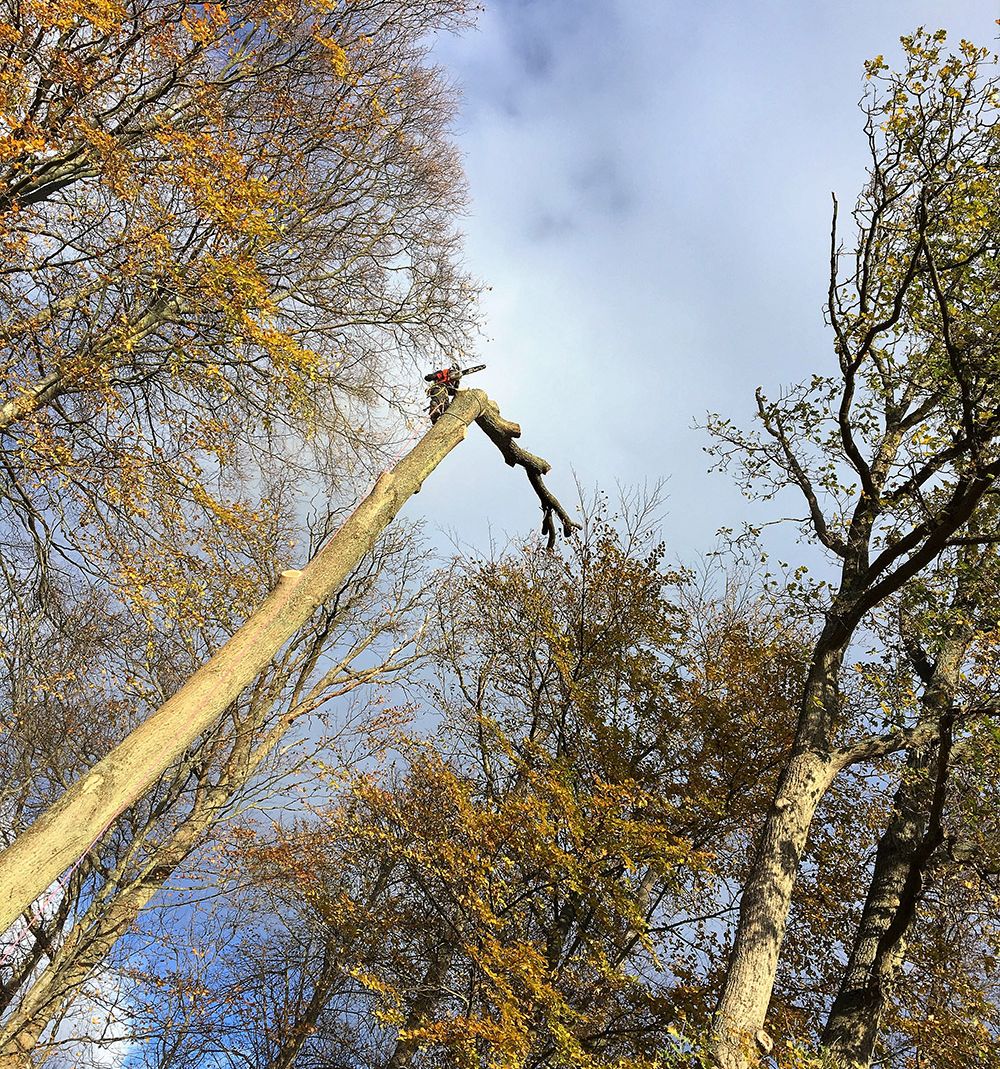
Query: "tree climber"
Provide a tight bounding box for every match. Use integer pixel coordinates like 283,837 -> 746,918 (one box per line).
425,363 -> 486,422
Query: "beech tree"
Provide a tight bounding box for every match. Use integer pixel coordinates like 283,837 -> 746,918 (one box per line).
0,0 -> 478,620
0,4 -> 586,1062
0,521 -> 434,1065
819,543 -> 1000,1068
707,31 -> 1000,1068
0,0 -> 484,1061
6,11 -> 1000,1069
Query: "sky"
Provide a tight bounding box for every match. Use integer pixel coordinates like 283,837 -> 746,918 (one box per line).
49,10 -> 1000,1064
409,0 -> 1000,567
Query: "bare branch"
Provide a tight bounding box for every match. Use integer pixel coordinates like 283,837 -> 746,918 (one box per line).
471,393 -> 580,549
753,388 -> 848,556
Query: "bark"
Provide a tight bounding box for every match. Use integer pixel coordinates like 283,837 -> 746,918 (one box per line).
0,700 -> 266,1064
819,584 -> 972,1067
0,388 -> 573,937
0,372 -> 64,432
711,748 -> 839,1068
820,746 -> 937,1068
822,695 -> 959,1063
708,612 -> 850,1067
385,945 -> 456,1069
261,943 -> 341,1069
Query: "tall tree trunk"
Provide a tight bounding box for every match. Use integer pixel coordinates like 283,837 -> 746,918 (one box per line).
0,710 -> 269,1064
708,618 -> 851,1069
710,748 -> 839,1068
0,389 -> 490,936
821,606 -> 968,1067
820,745 -> 937,1068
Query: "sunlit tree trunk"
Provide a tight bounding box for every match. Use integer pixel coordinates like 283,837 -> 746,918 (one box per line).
711,747 -> 838,1067
0,390 -> 489,938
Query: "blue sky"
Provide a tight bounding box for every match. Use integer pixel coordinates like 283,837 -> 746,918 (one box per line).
410,0 -> 1000,565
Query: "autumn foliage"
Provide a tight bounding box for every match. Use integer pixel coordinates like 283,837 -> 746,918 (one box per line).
0,0 -> 476,624
3,14 -> 1000,1069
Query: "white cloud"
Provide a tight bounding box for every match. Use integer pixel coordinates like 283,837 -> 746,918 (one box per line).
417,0 -> 1000,559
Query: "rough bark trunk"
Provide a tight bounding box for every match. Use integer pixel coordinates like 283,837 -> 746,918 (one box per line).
822,630 -> 964,1067
819,746 -> 935,1068
0,389 -> 490,936
711,748 -> 839,1068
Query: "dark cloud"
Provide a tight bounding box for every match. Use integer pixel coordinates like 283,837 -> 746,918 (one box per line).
571,157 -> 633,218
514,35 -> 554,79
527,209 -> 576,241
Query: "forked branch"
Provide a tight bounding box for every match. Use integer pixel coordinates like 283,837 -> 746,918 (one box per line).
471,393 -> 580,548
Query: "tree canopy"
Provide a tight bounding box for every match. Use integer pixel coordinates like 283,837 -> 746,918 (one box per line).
2,14 -> 1000,1069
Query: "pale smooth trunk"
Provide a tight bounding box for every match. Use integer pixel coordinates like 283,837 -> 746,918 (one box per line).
711,750 -> 838,1068
0,390 -> 488,936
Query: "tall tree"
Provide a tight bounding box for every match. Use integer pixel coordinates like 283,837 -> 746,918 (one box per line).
819,545 -> 1000,1067
0,0 -> 478,618
707,31 -> 1000,1067
0,386 -> 575,940
0,520 -> 431,1065
0,0 -> 482,1060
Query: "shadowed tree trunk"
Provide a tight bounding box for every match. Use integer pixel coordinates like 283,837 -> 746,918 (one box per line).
821,628 -> 967,1067
820,745 -> 942,1067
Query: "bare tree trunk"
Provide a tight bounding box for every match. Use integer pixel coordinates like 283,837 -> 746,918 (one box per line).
0,390 -> 490,935
0,710 -> 269,1064
819,593 -> 970,1067
820,745 -> 936,1068
711,748 -> 839,1068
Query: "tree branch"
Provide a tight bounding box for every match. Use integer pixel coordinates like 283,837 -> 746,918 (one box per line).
470,392 -> 580,549
754,388 -> 848,556
834,703 -> 992,770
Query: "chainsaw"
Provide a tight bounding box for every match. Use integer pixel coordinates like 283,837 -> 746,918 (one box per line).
424,363 -> 486,387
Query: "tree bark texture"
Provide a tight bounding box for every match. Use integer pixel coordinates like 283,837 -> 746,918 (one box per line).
711,749 -> 839,1068
0,371 -> 63,432
820,745 -> 936,1067
821,617 -> 966,1066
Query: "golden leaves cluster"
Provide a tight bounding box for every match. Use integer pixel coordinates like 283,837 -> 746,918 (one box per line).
0,0 -> 477,621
